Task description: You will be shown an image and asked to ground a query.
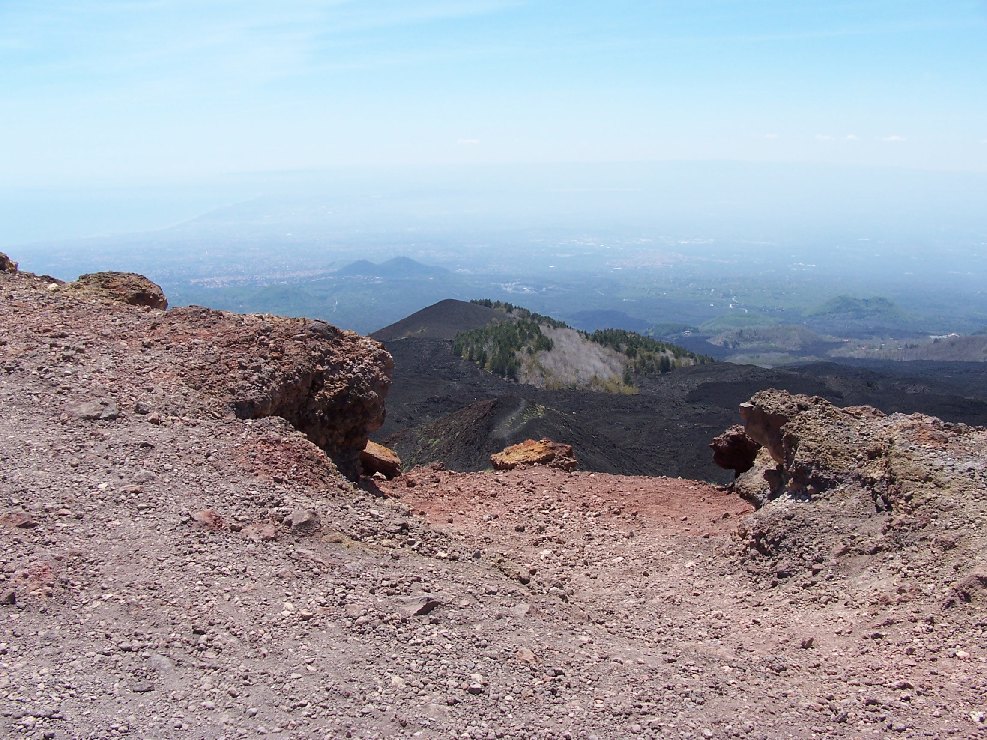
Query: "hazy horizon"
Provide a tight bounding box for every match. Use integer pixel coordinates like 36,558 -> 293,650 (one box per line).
4,2 -> 987,344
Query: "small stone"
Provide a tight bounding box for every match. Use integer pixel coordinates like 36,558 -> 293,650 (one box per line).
1,512 -> 37,529
243,521 -> 277,543
71,399 -> 120,421
283,509 -> 320,535
190,509 -> 225,531
132,680 -> 154,693
1,590 -> 15,606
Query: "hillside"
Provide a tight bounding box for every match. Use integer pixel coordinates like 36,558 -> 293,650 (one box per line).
377,332 -> 987,480
444,299 -> 710,391
372,298 -> 503,341
2,253 -> 986,737
804,294 -> 916,336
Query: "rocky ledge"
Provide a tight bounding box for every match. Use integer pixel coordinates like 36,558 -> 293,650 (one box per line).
0,258 -> 392,476
719,389 -> 987,607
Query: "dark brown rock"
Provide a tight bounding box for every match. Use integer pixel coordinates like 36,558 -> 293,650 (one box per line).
361,440 -> 402,479
944,572 -> 987,608
0,252 -> 17,274
202,312 -> 393,479
70,271 -> 168,310
1,512 -> 37,529
709,424 -> 761,477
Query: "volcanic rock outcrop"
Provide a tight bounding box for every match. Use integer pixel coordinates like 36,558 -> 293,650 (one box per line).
0,251 -> 17,273
728,390 -> 987,601
490,438 -> 577,471
68,270 -> 169,309
709,424 -> 761,477
1,263 -> 392,477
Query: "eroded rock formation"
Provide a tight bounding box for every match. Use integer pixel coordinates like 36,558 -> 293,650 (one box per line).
0,252 -> 17,273
1,261 -> 392,478
709,424 -> 761,478
725,390 -> 987,600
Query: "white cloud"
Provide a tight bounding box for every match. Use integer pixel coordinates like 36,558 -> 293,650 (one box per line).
845,133 -> 859,141
456,138 -> 480,146
815,134 -> 835,141
762,133 -> 779,140
881,134 -> 907,142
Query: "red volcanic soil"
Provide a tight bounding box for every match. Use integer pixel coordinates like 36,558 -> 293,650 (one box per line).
390,467 -> 751,542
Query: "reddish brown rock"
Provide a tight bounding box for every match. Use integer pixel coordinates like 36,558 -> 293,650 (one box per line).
192,310 -> 394,478
0,252 -> 17,274
243,521 -> 278,543
69,271 -> 169,310
490,438 -> 577,471
190,509 -> 225,531
1,512 -> 37,529
361,440 -> 402,479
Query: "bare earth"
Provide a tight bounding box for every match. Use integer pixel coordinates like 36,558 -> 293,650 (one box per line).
2,263 -> 986,738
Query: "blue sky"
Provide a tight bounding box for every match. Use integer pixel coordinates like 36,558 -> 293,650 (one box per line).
2,0 -> 986,186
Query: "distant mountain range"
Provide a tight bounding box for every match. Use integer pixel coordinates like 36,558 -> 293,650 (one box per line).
336,256 -> 450,279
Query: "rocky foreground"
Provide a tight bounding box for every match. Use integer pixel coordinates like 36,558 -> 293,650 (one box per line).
2,257 -> 986,738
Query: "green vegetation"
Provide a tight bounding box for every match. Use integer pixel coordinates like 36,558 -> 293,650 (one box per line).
698,313 -> 780,333
455,300 -> 712,385
469,299 -> 568,329
806,295 -> 900,318
453,318 -> 553,380
588,328 -> 713,374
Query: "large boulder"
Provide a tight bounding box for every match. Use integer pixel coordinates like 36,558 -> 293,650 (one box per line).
490,438 -> 577,471
69,271 -> 168,309
728,389 -> 987,600
0,252 -> 17,274
737,390 -> 889,501
361,440 -> 402,479
161,309 -> 394,479
2,267 -> 392,480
